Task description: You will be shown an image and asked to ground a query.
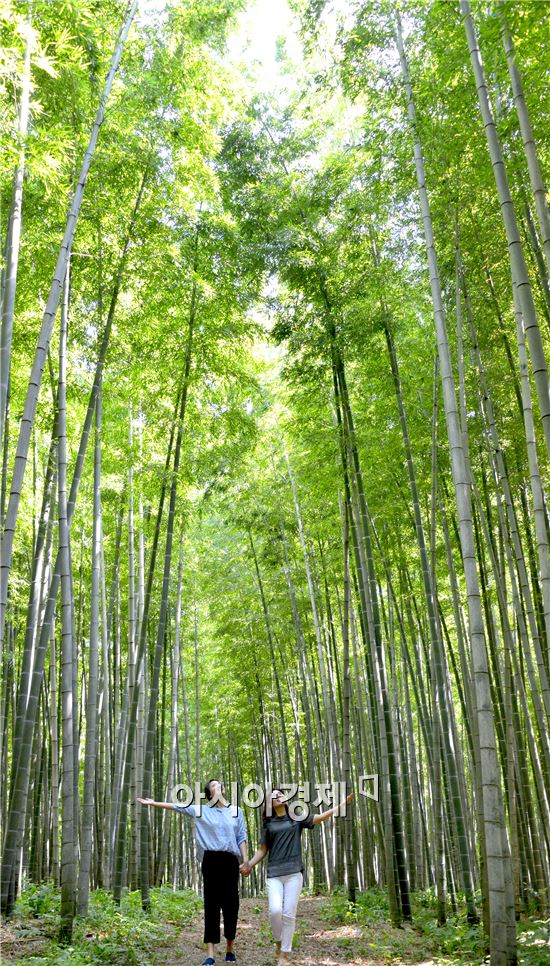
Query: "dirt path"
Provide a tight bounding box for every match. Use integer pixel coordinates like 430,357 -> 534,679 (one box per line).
155,896 -> 434,966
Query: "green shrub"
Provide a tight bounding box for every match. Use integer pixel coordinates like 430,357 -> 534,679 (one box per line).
149,886 -> 202,926
15,884 -> 60,919
322,887 -> 390,925
10,884 -> 202,965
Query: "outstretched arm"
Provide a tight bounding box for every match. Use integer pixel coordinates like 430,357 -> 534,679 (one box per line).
137,798 -> 176,811
312,792 -> 353,825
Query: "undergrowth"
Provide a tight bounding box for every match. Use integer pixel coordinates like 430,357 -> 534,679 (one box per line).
323,887 -> 550,965
3,882 -> 202,965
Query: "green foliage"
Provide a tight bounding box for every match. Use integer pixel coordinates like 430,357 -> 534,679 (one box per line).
414,911 -> 487,963
3,0 -> 550,960
322,887 -> 390,926
322,889 -> 550,965
16,884 -> 60,919
517,918 -> 550,966
10,885 -> 202,965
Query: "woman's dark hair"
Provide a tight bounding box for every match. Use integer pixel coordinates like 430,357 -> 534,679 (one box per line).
204,778 -> 224,801
262,786 -> 289,825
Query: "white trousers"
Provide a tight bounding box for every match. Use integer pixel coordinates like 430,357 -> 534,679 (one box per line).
267,871 -> 303,953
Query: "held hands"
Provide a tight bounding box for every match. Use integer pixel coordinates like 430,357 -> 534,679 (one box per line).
137,798 -> 155,806
346,793 -> 353,804
239,860 -> 251,877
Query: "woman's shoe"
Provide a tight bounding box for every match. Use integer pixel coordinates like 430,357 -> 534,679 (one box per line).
202,959 -> 215,965
225,955 -> 236,963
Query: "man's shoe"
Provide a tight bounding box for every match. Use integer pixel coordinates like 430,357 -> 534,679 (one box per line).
225,955 -> 236,963
202,959 -> 215,965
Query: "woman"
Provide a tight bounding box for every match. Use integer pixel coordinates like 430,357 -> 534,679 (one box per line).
243,787 -> 353,963
138,779 -> 248,965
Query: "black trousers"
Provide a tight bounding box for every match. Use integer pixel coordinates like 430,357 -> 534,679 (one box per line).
201,850 -> 240,944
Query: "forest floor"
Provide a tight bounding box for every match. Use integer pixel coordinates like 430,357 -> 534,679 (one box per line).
153,895 -> 435,965
1,888 -> 549,965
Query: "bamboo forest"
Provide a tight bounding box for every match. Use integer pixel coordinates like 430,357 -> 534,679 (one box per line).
1,0 -> 549,964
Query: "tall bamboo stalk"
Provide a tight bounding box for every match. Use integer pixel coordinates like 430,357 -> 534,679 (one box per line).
0,0 -> 138,658
58,270 -> 76,943
460,0 -> 550,464
0,19 -> 32,493
498,4 -> 550,279
77,388 -> 102,915
394,11 -> 515,962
